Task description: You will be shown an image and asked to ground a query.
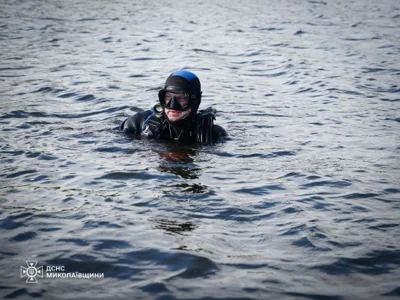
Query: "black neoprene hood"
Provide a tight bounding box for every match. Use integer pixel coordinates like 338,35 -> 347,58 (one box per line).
158,70 -> 202,113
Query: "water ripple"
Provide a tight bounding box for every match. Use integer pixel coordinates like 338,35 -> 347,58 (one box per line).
312,250 -> 400,276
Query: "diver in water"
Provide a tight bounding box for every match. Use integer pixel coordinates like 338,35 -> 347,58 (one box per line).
120,70 -> 227,144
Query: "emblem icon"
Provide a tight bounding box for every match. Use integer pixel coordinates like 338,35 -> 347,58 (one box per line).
21,261 -> 43,283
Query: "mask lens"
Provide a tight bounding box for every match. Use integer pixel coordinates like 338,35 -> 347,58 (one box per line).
165,92 -> 190,108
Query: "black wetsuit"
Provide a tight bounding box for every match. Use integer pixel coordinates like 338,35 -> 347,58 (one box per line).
120,107 -> 227,144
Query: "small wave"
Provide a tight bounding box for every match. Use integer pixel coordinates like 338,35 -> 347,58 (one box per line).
192,48 -> 217,54
234,184 -> 285,196
55,238 -> 90,247
379,98 -> 400,102
10,231 -> 37,242
294,30 -> 306,35
92,239 -> 131,250
233,151 -> 296,159
368,223 -> 399,232
3,288 -> 45,299
342,192 -> 379,199
311,249 -> 400,275
308,0 -> 327,4
0,74 -> 25,78
382,287 -> 400,297
0,66 -> 34,71
357,84 -> 400,93
1,106 -> 130,120
129,74 -> 150,78
77,94 -> 95,101
5,169 -> 37,178
78,18 -> 99,22
244,71 -> 287,77
0,212 -> 33,230
33,87 -> 95,101
284,291 -> 341,300
296,87 -> 317,93
278,172 -> 307,179
301,180 -> 352,188
260,27 -> 284,31
131,57 -> 167,61
98,171 -> 172,180
162,253 -> 218,280
326,88 -> 363,96
58,92 -> 79,98
384,188 -> 400,194
94,146 -> 128,153
361,67 -> 400,74
292,236 -> 330,251
33,86 -> 66,94
342,36 -> 381,41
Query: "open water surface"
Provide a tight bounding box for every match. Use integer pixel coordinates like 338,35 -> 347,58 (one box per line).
1,0 -> 400,299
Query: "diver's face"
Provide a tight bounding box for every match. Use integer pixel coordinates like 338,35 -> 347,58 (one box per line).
164,91 -> 190,109
162,89 -> 192,122
164,107 -> 191,123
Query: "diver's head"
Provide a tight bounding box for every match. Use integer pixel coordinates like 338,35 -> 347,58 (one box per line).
158,70 -> 202,123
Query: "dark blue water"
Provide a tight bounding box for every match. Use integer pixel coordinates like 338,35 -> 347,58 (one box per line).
1,0 -> 399,299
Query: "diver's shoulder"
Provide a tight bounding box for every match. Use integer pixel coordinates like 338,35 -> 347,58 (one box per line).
128,110 -> 153,123
134,109 -> 153,118
120,110 -> 153,133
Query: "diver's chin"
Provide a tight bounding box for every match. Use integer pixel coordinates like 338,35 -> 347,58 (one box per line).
165,108 -> 191,123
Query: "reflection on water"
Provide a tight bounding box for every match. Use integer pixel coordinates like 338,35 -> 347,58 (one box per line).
164,183 -> 208,194
157,145 -> 209,195
152,218 -> 198,236
157,144 -> 201,180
